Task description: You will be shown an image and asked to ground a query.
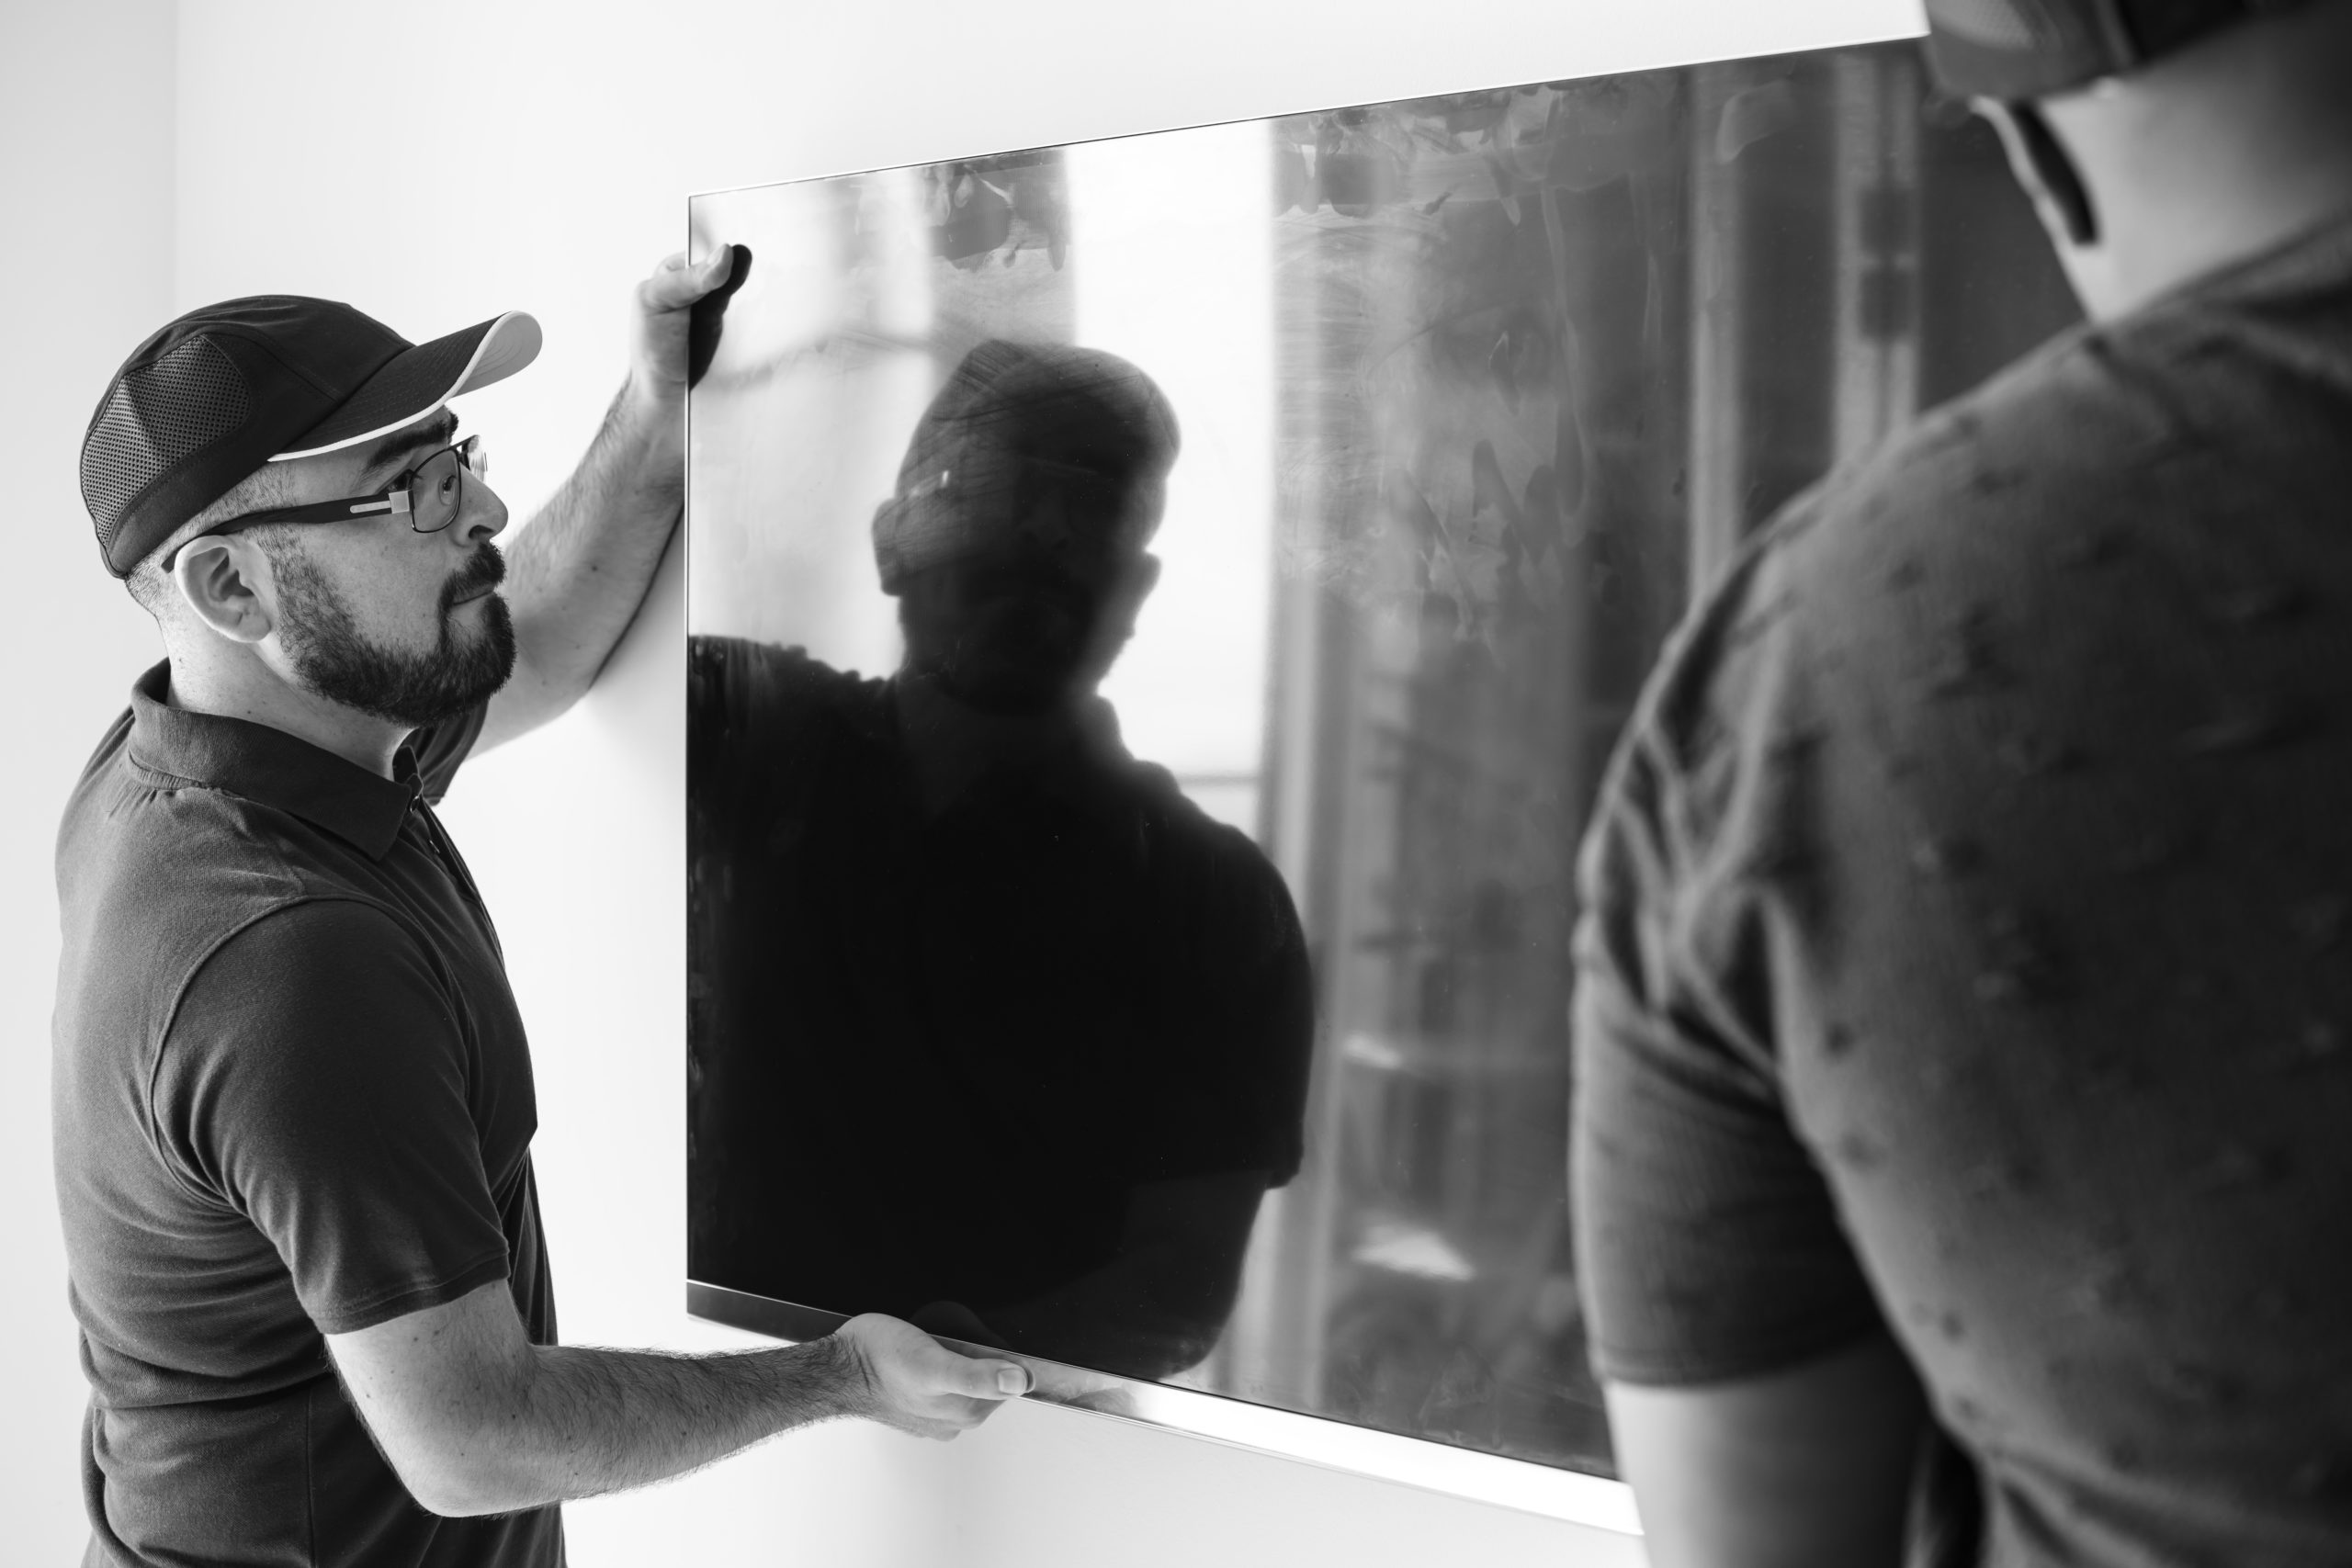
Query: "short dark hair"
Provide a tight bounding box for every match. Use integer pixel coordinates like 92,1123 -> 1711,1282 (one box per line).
124,463 -> 292,616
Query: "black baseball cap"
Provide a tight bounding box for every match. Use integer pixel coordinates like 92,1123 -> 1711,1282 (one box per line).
81,297 -> 540,578
1923,0 -> 2319,98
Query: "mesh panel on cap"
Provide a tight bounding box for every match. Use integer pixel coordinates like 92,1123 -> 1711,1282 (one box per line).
1926,0 -> 2056,49
80,335 -> 251,555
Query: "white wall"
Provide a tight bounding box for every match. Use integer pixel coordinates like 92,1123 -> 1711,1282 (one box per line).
4,0 -> 1918,1561
0,6 -> 180,1564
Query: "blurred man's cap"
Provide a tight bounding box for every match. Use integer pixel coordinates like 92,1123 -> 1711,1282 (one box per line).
1924,0 -> 2319,99
872,340 -> 1180,593
81,296 -> 540,577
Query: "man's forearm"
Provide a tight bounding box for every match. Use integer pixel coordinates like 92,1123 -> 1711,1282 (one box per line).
426,1334 -> 865,1517
336,1290 -> 1023,1518
486,379 -> 683,737
469,248 -> 734,751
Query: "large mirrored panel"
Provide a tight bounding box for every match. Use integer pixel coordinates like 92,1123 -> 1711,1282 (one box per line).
686,38 -> 2077,1483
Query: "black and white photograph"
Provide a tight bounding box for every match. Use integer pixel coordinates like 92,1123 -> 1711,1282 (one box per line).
9,1 -> 2352,1565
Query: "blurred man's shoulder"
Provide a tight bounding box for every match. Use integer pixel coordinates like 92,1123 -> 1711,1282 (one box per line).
1786,217 -> 2352,578
1787,327 -> 2127,561
1110,763 -> 1304,955
1613,325 -> 2164,807
1702,313 -> 2203,683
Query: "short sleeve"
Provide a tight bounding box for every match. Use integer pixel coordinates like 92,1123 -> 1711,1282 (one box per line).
156,899 -> 513,1336
1136,832 -> 1316,1188
1201,846 -> 1314,1186
1567,567 -> 1887,1387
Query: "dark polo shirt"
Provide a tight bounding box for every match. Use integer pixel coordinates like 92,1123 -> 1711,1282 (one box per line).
53,663 -> 560,1568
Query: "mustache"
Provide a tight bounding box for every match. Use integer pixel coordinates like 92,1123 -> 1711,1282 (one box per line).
441,545 -> 507,611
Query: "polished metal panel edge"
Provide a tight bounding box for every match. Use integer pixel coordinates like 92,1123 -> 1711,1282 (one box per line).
687,1281 -> 1643,1535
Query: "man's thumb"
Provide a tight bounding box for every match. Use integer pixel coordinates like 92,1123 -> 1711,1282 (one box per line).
972,1359 -> 1032,1399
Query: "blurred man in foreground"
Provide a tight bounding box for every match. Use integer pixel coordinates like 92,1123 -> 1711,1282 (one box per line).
1571,3 -> 2352,1563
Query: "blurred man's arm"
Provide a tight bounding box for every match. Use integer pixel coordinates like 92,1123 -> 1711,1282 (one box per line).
329,1280 -> 1028,1518
1605,1333 -> 1928,1568
476,247 -> 734,754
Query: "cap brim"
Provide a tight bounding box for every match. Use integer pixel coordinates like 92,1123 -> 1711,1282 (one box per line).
1923,29 -> 2106,99
270,310 -> 541,460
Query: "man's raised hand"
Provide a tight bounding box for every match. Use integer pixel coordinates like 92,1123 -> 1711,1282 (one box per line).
629,246 -> 736,406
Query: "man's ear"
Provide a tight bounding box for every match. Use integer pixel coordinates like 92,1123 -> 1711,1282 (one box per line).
1982,98 -> 2100,249
172,535 -> 277,645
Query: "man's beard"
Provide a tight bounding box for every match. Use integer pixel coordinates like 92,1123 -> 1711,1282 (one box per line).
896,564 -> 1109,716
269,541 -> 518,729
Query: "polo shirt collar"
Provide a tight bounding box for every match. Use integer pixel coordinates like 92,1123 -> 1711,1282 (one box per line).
125,661 -> 422,860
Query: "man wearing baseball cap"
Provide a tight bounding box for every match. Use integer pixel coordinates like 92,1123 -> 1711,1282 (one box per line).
1570,4 -> 2352,1565
55,254 -> 1029,1568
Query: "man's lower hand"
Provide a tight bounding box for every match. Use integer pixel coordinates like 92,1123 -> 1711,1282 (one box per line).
831,1314 -> 1032,1440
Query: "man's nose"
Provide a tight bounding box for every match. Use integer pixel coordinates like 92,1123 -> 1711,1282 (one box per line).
454,477 -> 509,545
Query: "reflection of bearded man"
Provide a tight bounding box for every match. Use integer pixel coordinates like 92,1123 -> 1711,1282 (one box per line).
871,339 -> 1179,716
690,339 -> 1314,1381
261,529 -> 517,728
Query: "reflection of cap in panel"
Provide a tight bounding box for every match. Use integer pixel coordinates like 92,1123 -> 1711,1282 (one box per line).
871,340 -> 1180,592
79,297 -> 540,577
1922,0 -> 2318,100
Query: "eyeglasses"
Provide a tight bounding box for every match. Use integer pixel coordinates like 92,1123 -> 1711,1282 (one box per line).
201,434 -> 489,547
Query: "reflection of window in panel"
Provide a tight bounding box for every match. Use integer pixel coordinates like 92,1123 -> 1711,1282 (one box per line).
1917,110 -> 2082,407
1417,953 -> 1455,1034
1237,76 -> 1697,1472
1686,51 -> 1844,585
1206,114 -> 1398,1402
687,168 -> 942,670
1190,45 -> 2079,1472
1689,44 -> 2080,592
1686,62 -> 1752,595
1070,124 -> 1276,832
1829,47 -> 1923,464
1725,55 -> 1841,556
922,152 -> 1079,344
1407,1079 -> 1451,1208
